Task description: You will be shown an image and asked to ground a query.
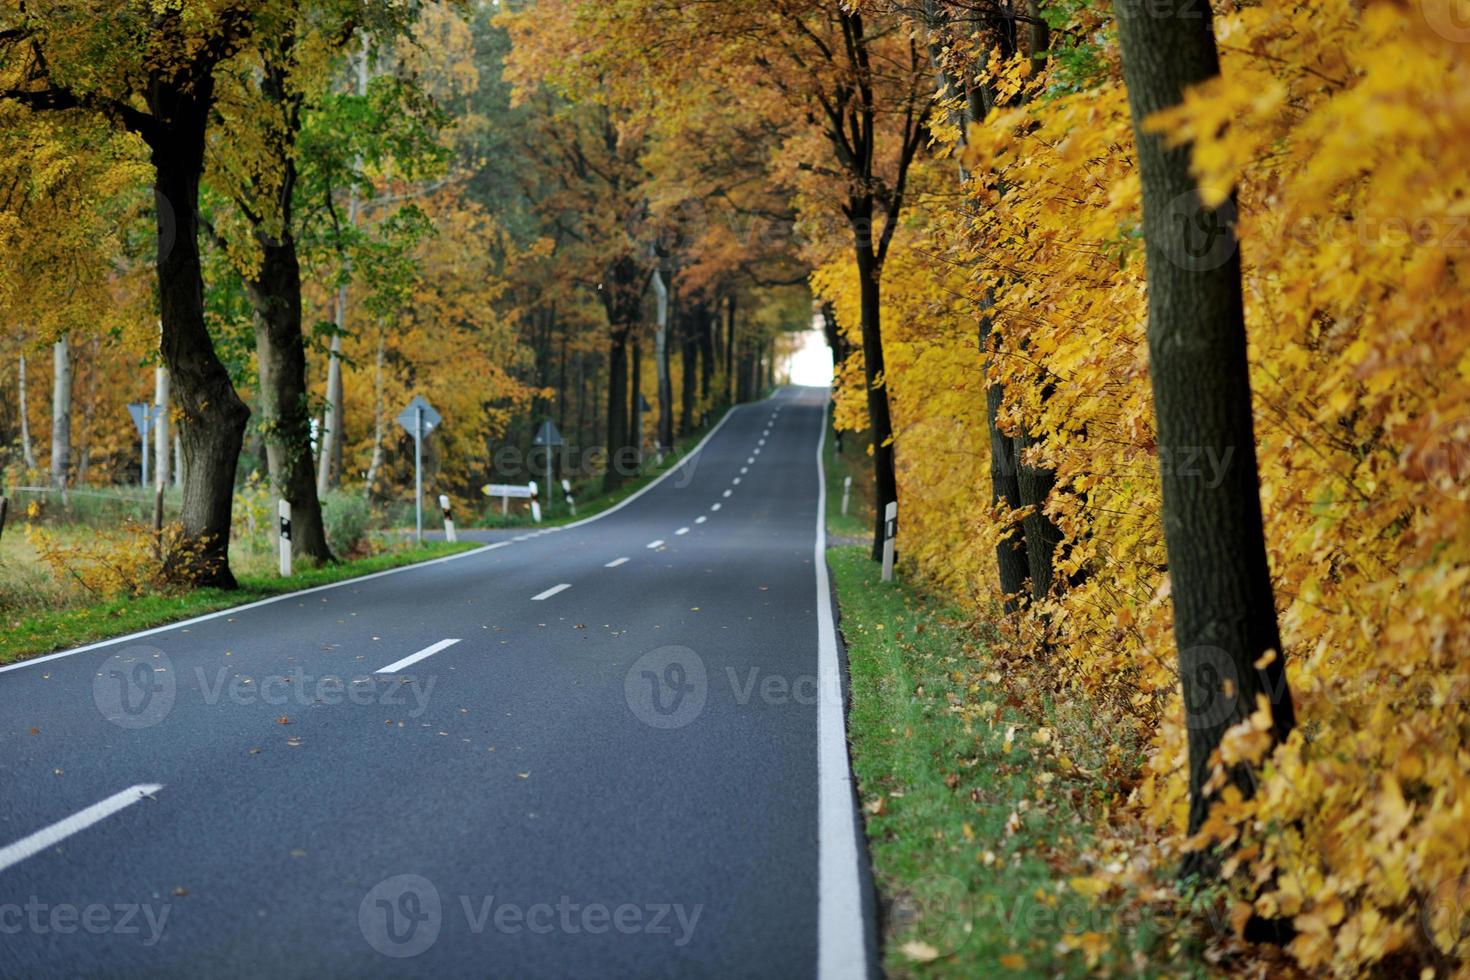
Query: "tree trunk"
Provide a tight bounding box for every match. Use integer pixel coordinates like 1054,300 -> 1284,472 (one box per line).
153,145 -> 251,589
629,335 -> 642,449
247,234 -> 334,563
1115,0 -> 1295,871
854,239 -> 898,562
50,336 -> 71,491
724,294 -> 737,405
18,352 -> 36,470
679,308 -> 698,435
601,255 -> 643,492
317,296 -> 345,496
698,303 -> 715,407
364,329 -> 386,495
981,315 -> 1031,610
653,273 -> 674,451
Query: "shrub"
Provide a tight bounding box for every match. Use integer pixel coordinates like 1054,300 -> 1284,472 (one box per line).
322,490 -> 372,557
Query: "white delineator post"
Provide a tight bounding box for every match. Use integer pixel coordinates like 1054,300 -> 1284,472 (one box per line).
561,478 -> 575,516
529,480 -> 542,524
439,494 -> 457,543
841,476 -> 851,516
881,501 -> 897,583
277,499 -> 293,578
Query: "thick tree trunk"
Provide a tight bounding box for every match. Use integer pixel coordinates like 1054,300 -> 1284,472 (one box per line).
1115,0 -> 1295,870
247,235 -> 334,563
317,299 -> 345,496
854,241 -> 898,562
653,275 -> 674,451
18,352 -> 36,470
679,308 -> 698,435
601,255 -> 643,492
153,146 -> 250,589
50,336 -> 71,491
981,315 -> 1031,610
629,335 -> 642,449
697,303 -> 715,407
724,294 -> 736,405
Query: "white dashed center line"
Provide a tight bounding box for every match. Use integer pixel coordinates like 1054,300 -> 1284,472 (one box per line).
605,557 -> 630,568
0,784 -> 164,874
530,584 -> 572,601
711,503 -> 722,512
377,638 -> 462,674
675,527 -> 690,536
741,467 -> 748,474
747,456 -> 755,464
732,477 -> 741,485
646,540 -> 665,549
722,489 -> 733,498
695,516 -> 708,524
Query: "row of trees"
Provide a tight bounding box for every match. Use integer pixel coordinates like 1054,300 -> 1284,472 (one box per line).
529,0 -> 1468,972
1,2 -> 804,586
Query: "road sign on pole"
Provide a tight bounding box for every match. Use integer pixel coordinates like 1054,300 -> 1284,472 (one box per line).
532,420 -> 564,517
126,402 -> 161,487
397,396 -> 441,545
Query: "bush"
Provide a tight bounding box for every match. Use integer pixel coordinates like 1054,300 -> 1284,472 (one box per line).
322,491 -> 372,557
27,521 -> 207,598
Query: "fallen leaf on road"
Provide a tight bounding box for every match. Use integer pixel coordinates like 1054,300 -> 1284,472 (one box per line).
276,717 -> 290,725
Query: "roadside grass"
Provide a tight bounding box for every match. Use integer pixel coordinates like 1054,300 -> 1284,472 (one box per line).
824,430 -> 1195,975
826,426 -> 874,541
0,540 -> 478,668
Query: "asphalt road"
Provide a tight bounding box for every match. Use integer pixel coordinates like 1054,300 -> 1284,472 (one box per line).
0,386 -> 877,979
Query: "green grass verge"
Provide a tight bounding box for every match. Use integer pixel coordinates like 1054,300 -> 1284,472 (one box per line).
831,546 -> 1151,976
0,541 -> 479,668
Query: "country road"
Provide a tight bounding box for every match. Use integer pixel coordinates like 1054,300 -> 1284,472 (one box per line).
0,386 -> 877,979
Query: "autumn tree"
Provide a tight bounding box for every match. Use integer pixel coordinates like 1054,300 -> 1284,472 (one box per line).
1113,0 -> 1295,870
0,2 -> 265,586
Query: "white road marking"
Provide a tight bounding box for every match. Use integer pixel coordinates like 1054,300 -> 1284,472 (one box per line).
813,402 -> 870,979
0,784 -> 163,875
710,503 -> 722,512
747,457 -> 755,465
741,466 -> 748,474
646,540 -> 665,549
758,438 -> 766,446
604,557 -> 630,568
722,489 -> 733,498
376,638 -> 462,674
0,409 -> 745,678
695,516 -> 707,524
753,448 -> 761,455
530,584 -> 572,602
732,477 -> 741,485
763,429 -> 770,436
675,527 -> 689,536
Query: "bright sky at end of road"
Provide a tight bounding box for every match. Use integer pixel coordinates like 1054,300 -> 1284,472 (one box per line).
786,328 -> 833,387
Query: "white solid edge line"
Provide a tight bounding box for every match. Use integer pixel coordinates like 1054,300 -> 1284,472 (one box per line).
814,396 -> 870,980
646,540 -> 665,549
0,407 -> 742,676
695,516 -> 707,524
530,584 -> 572,602
376,638 -> 461,675
0,784 -> 163,875
675,527 -> 689,536
604,557 -> 630,568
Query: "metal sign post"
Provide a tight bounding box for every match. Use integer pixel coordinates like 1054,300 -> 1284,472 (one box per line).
126,402 -> 161,488
395,396 -> 441,545
532,419 -> 564,517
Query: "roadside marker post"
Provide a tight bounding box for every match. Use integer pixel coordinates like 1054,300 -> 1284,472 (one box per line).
881,501 -> 898,583
841,476 -> 851,516
277,499 -> 292,578
529,480 -> 542,524
395,396 -> 441,546
439,494 -> 457,543
561,478 -> 575,515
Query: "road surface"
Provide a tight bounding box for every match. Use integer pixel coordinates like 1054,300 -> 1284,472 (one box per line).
0,387 -> 877,979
